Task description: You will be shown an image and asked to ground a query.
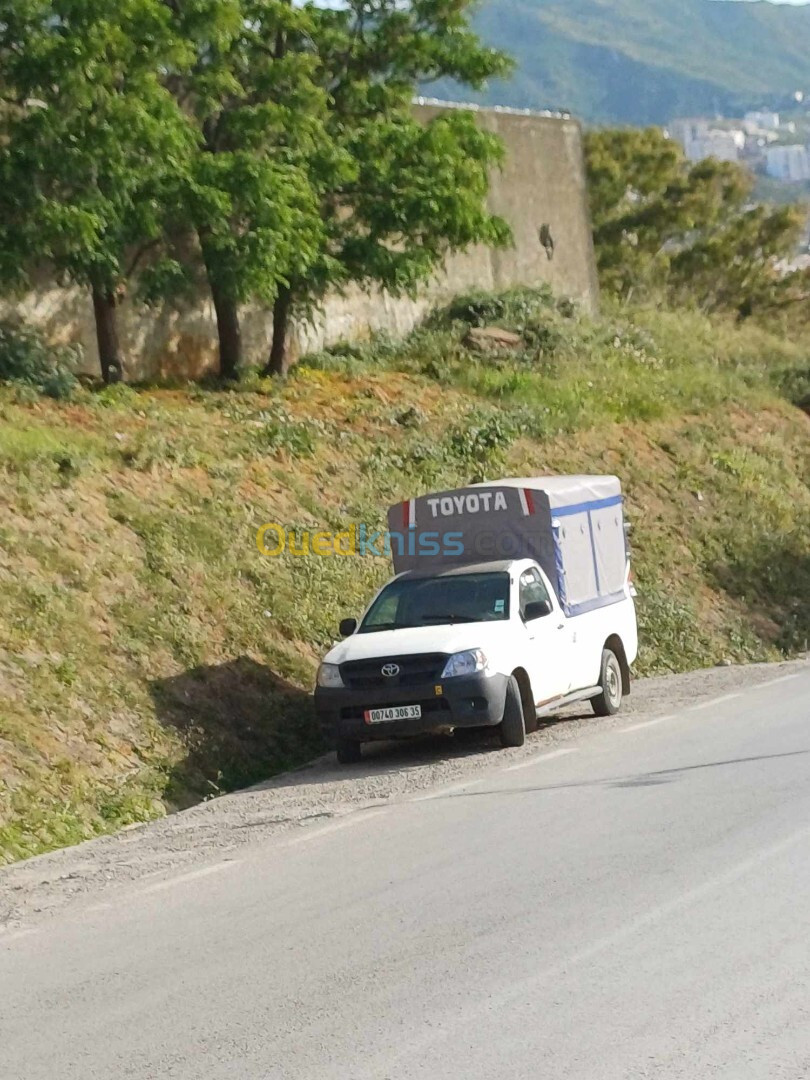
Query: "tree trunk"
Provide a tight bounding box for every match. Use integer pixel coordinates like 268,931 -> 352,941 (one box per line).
209,276 -> 242,380
91,285 -> 123,385
265,285 -> 292,376
200,235 -> 242,380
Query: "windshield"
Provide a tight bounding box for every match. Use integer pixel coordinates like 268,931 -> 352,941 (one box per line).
359,572 -> 511,633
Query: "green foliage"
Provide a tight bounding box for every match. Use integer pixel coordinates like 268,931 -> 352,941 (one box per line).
0,321 -> 80,400
311,290 -> 807,443
0,0 -> 512,381
444,410 -> 518,481
772,366 -> 810,409
3,290 -> 810,863
585,127 -> 809,318
435,285 -> 555,325
634,586 -> 718,675
253,406 -> 324,457
262,0 -> 514,368
333,110 -> 511,297
161,2 -> 337,344
0,0 -> 197,381
93,384 -> 142,409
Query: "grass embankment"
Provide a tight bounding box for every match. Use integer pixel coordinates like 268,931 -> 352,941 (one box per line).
1,289 -> 809,863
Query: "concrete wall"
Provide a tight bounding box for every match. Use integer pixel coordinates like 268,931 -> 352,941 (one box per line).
1,102 -> 598,380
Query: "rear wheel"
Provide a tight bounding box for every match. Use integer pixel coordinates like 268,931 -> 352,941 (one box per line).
592,649 -> 623,717
499,676 -> 526,748
336,738 -> 363,765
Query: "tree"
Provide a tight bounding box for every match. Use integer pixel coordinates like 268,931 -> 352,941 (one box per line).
584,127 -> 807,316
0,0 -> 195,383
159,0 -> 342,379
262,0 -> 514,374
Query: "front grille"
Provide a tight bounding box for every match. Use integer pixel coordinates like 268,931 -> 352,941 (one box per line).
340,653 -> 449,691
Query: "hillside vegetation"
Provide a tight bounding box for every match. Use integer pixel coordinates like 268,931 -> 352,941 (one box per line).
2,288 -> 810,863
436,0 -> 810,123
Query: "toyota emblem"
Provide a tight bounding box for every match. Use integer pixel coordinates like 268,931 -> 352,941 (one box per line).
381,663 -> 400,678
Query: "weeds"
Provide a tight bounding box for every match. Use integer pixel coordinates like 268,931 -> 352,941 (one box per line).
0,320 -> 80,400
252,405 -> 325,457
2,288 -> 810,864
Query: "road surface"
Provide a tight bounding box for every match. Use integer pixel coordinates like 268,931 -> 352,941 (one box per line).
2,661 -> 809,1078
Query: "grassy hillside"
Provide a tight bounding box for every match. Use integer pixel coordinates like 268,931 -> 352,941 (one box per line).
2,289 -> 810,863
433,0 -> 810,124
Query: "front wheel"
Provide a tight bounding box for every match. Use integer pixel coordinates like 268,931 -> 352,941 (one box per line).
592,649 -> 623,717
499,676 -> 526,748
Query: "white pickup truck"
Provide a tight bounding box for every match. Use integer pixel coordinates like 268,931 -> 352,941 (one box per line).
315,477 -> 638,763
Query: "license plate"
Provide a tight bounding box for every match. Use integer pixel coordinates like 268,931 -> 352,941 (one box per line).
364,704 -> 422,724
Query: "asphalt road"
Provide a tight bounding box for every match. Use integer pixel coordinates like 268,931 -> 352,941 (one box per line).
2,665 -> 810,1079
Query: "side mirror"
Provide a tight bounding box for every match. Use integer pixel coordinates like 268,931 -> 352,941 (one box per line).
523,599 -> 553,623
339,617 -> 358,638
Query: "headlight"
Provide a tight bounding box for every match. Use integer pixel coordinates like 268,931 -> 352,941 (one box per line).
441,649 -> 489,679
316,663 -> 344,689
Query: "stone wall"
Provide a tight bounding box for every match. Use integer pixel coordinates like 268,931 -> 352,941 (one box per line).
1,102 -> 599,380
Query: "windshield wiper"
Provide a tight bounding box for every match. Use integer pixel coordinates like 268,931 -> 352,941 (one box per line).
420,614 -> 478,623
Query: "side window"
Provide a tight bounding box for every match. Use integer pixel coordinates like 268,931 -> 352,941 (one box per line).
364,589 -> 400,629
519,568 -> 551,618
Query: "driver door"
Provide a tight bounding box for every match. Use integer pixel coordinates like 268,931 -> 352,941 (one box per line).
518,567 -> 572,708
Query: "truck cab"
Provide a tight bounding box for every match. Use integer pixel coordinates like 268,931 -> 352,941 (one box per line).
315,477 -> 638,763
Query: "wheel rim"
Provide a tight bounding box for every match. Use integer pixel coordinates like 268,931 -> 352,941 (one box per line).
607,659 -> 621,706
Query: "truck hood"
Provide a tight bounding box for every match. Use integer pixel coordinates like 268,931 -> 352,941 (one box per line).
323,622 -> 511,665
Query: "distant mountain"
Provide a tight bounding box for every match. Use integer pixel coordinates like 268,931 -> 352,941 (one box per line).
432,0 -> 810,125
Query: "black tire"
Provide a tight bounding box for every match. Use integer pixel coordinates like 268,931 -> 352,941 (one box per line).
336,738 -> 363,765
523,698 -> 539,735
592,649 -> 623,717
499,676 -> 526,748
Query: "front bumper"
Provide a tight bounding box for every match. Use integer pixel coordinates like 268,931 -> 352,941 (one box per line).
315,672 -> 509,743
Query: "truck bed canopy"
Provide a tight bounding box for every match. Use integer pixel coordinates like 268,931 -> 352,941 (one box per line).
387,476 -> 628,617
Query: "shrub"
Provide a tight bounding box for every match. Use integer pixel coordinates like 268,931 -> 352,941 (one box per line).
771,365 -> 810,408
94,383 -> 140,408
0,320 -> 81,400
253,406 -> 324,457
431,285 -> 556,329
444,409 -> 519,481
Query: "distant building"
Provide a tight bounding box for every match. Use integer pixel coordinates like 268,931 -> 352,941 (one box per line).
670,118 -> 711,147
765,144 -> 810,182
681,131 -> 744,165
744,110 -> 781,132
669,118 -> 743,163
692,131 -> 743,163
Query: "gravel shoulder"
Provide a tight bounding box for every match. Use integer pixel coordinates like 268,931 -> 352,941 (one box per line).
2,658 -> 807,927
